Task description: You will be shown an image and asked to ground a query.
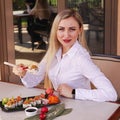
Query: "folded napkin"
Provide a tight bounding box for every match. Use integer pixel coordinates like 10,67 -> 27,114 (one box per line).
25,103 -> 72,120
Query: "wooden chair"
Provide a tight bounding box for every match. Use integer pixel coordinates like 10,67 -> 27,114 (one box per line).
91,55 -> 120,100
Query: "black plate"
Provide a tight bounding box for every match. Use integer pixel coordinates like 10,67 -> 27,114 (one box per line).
0,96 -> 60,112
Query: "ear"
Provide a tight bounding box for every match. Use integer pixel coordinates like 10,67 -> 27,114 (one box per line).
78,27 -> 83,37
79,26 -> 83,33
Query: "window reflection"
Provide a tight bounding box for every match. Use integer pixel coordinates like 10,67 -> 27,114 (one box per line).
66,0 -> 105,54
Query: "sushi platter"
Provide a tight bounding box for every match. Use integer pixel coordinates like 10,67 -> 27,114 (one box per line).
0,89 -> 60,112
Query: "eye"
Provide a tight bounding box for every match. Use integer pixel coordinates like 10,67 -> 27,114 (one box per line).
70,28 -> 76,31
58,27 -> 64,31
69,27 -> 76,31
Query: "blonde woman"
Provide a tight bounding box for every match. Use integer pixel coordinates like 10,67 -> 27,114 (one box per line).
13,9 -> 117,102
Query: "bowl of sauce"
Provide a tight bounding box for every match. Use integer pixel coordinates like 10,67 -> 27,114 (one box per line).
25,107 -> 38,117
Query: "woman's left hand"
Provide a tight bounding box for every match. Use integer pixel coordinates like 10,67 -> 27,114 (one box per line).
57,84 -> 73,98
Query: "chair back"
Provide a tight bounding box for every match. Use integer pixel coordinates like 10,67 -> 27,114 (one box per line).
91,55 -> 120,100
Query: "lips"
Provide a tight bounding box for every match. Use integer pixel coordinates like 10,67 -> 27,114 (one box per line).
63,39 -> 71,43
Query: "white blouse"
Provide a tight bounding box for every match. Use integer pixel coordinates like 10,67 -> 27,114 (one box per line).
21,41 -> 117,102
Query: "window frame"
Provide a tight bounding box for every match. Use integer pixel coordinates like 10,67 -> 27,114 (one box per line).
104,0 -> 118,55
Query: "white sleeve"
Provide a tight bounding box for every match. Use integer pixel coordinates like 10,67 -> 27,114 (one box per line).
75,56 -> 118,102
21,60 -> 46,88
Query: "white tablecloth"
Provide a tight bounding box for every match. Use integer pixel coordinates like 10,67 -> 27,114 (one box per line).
0,82 -> 119,120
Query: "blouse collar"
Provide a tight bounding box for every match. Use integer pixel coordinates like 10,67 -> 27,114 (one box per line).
56,41 -> 81,60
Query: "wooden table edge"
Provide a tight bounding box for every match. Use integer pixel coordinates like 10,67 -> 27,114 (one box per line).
108,106 -> 120,120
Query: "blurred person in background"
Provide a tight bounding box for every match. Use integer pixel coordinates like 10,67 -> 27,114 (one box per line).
26,0 -> 51,49
24,0 -> 36,13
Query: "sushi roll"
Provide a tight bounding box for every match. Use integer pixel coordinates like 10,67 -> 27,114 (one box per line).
34,96 -> 41,105
4,99 -> 16,109
16,96 -> 23,106
41,98 -> 49,105
23,98 -> 31,108
29,98 -> 36,107
2,97 -> 9,105
29,64 -> 38,70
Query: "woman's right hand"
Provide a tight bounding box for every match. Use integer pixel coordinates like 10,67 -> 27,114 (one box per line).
12,64 -> 28,78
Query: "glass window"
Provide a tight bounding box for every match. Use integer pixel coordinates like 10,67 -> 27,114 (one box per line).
48,0 -> 57,6
66,0 -> 105,54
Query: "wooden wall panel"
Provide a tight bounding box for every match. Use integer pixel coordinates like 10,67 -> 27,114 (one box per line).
0,0 -> 17,82
117,0 -> 120,55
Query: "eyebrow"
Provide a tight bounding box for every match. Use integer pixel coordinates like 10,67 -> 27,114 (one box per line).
58,26 -> 77,28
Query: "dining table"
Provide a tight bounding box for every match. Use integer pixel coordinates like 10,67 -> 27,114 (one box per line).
0,81 -> 120,120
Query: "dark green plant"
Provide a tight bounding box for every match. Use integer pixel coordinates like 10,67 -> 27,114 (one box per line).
12,0 -> 26,10
48,0 -> 57,6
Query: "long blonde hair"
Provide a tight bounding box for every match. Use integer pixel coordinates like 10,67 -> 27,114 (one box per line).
44,9 -> 89,88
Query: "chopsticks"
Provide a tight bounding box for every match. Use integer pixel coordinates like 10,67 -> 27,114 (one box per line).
4,62 -> 16,67
4,62 -> 28,70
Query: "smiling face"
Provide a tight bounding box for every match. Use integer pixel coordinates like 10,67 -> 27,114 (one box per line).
57,16 -> 82,54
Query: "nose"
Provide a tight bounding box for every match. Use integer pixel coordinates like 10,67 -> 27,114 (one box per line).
64,30 -> 70,38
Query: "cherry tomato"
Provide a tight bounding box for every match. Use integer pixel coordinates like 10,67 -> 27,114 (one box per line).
41,106 -> 48,113
39,113 -> 46,120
